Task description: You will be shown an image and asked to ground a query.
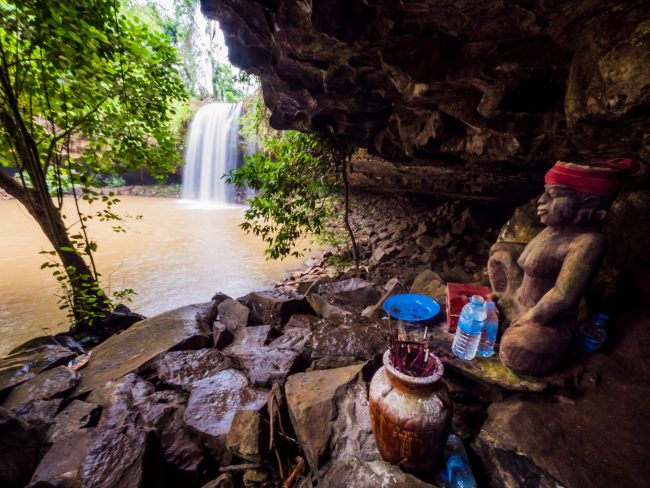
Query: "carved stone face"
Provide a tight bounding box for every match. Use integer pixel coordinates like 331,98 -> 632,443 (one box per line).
536,185 -> 582,226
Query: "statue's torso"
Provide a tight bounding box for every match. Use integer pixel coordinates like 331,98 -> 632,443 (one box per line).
515,227 -> 595,308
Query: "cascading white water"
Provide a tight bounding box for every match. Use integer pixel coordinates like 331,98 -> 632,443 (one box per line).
182,102 -> 243,206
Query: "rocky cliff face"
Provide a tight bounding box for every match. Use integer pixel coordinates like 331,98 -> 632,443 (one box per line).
201,0 -> 649,200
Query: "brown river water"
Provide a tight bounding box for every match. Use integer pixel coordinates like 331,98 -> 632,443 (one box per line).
0,196 -> 313,356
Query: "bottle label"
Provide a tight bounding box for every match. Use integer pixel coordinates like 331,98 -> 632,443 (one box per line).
458,318 -> 484,334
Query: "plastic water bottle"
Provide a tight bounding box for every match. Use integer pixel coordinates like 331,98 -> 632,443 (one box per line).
439,434 -> 477,488
476,301 -> 498,357
451,296 -> 486,360
576,313 -> 609,353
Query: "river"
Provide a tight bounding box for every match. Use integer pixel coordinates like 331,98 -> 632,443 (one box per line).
0,196 -> 313,356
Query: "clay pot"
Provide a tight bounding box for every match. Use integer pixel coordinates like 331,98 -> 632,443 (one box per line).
369,350 -> 452,474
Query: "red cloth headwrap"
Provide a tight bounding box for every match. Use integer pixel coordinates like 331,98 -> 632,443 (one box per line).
544,159 -> 637,196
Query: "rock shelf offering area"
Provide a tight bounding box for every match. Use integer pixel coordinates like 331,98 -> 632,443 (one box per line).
0,236 -> 648,488
1,191 -> 649,488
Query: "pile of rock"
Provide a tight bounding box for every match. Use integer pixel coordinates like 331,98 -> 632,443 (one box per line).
0,276 -> 421,488
2,265 -> 647,487
281,192 -> 502,291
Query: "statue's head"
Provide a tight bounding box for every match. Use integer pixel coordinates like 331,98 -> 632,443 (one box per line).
538,159 -> 636,227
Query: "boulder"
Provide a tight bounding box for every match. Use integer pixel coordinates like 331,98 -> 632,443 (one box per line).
74,303 -> 212,395
327,382 -> 379,469
306,317 -> 385,362
203,292 -> 232,326
225,409 -> 261,462
3,366 -> 78,410
227,345 -> 300,387
361,277 -> 408,320
183,369 -> 268,455
285,314 -> 320,329
153,349 -> 232,390
243,290 -> 313,325
320,455 -> 437,488
99,303 -> 146,338
307,356 -> 364,372
47,400 -> 101,444
0,345 -> 75,394
86,374 -> 155,428
217,298 -> 250,331
268,327 -> 312,353
285,363 -> 365,470
228,325 -> 271,349
0,407 -> 41,488
308,278 -> 381,318
11,399 -> 63,435
80,424 -> 165,488
29,429 -> 94,488
475,370 -> 650,488
212,322 -> 234,350
409,269 -> 447,304
136,390 -> 209,483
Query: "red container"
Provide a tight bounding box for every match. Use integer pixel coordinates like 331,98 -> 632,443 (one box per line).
445,283 -> 492,333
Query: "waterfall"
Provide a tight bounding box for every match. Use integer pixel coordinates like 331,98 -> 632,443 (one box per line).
182,102 -> 243,206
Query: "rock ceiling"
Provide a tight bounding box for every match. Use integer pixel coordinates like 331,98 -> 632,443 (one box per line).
201,0 -> 649,199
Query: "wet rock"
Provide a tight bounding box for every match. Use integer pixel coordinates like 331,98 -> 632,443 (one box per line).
80,424 -> 165,488
203,293 -> 232,325
0,345 -> 76,394
306,317 -> 385,362
47,400 -> 101,444
183,369 -> 268,455
136,390 -> 209,483
268,327 -> 312,353
307,356 -> 363,371
218,299 -> 250,331
212,322 -> 234,350
286,314 -> 320,329
361,277 -> 408,320
3,366 -> 78,410
11,399 -> 63,435
226,409 -> 261,462
75,303 -> 212,395
243,290 -> 313,325
285,363 -> 365,470
29,429 -> 93,488
320,455 -> 436,488
328,382 -> 379,469
99,303 -> 146,338
410,269 -> 447,304
310,278 -> 381,318
86,373 -> 155,428
474,375 -> 650,488
201,473 -> 235,488
0,407 -> 41,488
426,329 -> 548,392
227,344 -> 300,387
153,349 -> 232,390
228,325 -> 271,349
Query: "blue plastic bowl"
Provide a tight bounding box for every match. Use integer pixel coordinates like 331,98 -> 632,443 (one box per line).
383,294 -> 440,322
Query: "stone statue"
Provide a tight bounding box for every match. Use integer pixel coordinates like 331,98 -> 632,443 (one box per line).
488,159 -> 636,376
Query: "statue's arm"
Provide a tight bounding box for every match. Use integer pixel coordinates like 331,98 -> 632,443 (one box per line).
488,241 -> 526,298
514,234 -> 606,326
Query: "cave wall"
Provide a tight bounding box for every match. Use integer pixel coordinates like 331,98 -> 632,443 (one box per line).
201,0 -> 649,201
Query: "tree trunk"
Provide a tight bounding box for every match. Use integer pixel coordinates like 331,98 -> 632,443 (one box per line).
8,177 -> 110,329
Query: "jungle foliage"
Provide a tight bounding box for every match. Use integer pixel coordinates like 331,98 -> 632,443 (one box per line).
0,0 -> 186,330
227,92 -> 359,265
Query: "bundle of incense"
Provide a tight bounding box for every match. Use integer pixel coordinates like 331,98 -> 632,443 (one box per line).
389,340 -> 441,377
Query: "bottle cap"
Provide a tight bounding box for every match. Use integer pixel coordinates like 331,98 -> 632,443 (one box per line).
469,295 -> 485,306
593,312 -> 610,324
